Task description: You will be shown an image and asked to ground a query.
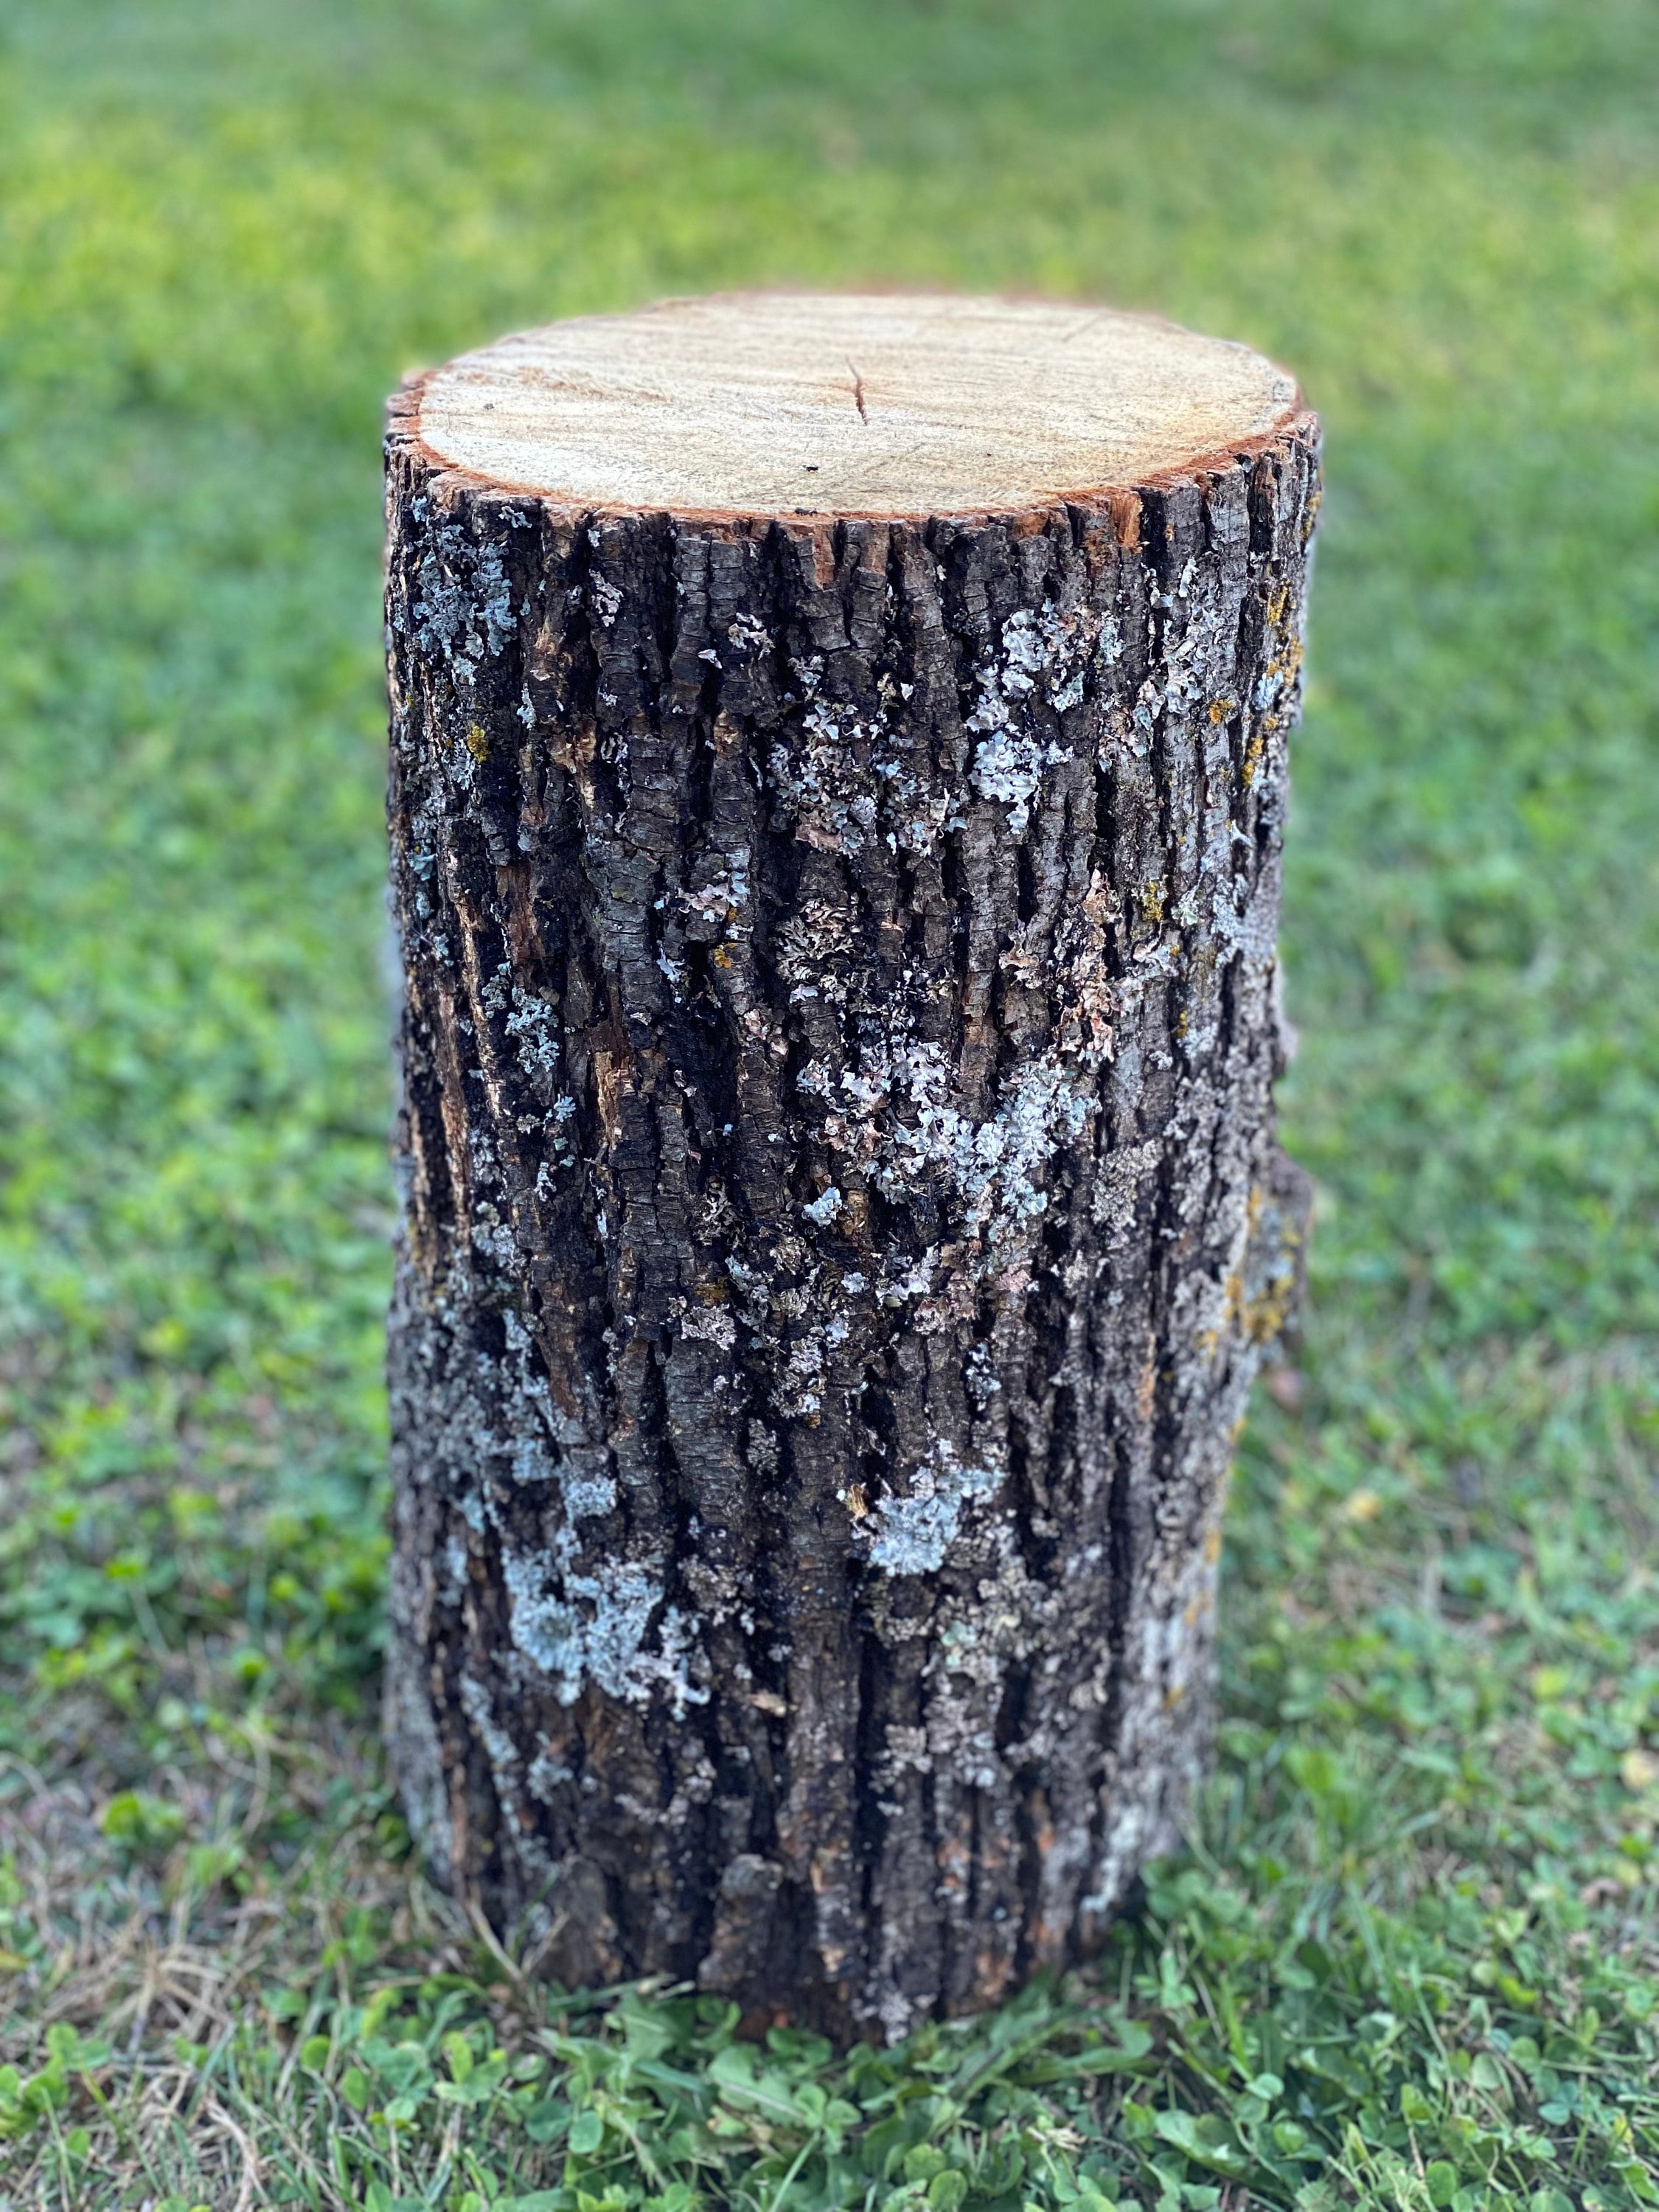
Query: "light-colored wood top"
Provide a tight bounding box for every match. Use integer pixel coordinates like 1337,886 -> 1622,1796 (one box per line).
411,292 -> 1302,518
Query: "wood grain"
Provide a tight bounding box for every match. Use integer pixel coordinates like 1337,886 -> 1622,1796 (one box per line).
414,292 -> 1302,516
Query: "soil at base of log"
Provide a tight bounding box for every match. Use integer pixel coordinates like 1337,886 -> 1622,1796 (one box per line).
383,400 -> 1320,2042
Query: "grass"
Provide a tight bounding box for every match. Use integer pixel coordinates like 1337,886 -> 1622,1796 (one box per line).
1,0 -> 1658,2205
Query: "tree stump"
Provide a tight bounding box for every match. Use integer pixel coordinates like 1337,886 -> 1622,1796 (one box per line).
383,293 -> 1318,2041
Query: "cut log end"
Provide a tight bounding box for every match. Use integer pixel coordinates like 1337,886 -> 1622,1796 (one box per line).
408,290 -> 1303,518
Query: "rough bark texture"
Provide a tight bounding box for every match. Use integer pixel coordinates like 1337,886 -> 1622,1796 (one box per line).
383,387 -> 1320,2042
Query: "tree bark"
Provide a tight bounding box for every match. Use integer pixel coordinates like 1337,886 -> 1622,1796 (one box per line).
382,295 -> 1318,2042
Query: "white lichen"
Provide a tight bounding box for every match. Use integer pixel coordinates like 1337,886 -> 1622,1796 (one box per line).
866,1440 -> 1004,1574
962,602 -> 1105,830
501,1548 -> 708,1713
504,988 -> 563,1086
814,1034 -> 1095,1249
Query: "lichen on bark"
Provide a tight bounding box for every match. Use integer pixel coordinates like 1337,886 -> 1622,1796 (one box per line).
383,386 -> 1319,2041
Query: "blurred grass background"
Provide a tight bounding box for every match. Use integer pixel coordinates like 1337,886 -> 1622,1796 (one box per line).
1,2 -> 1658,2207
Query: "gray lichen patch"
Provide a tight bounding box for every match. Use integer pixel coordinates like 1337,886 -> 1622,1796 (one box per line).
862,1439 -> 1005,1574
501,1548 -> 709,1714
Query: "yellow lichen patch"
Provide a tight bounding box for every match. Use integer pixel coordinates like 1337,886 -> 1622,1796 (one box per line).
1215,1183 -> 1307,1352
1242,728 -> 1267,787
1256,1251 -> 1302,1345
1208,1264 -> 1246,1354
1208,697 -> 1235,726
1234,1182 -> 1307,1348
465,722 -> 491,763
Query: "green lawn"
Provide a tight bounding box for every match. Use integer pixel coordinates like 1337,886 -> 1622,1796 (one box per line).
2,2 -> 1658,2206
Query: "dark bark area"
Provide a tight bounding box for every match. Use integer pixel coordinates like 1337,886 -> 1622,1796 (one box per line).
382,393 -> 1319,2042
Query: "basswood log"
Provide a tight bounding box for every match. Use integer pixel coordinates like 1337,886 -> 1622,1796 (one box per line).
383,293 -> 1318,2041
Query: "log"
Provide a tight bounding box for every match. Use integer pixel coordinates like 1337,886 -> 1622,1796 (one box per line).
382,292 -> 1319,2041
